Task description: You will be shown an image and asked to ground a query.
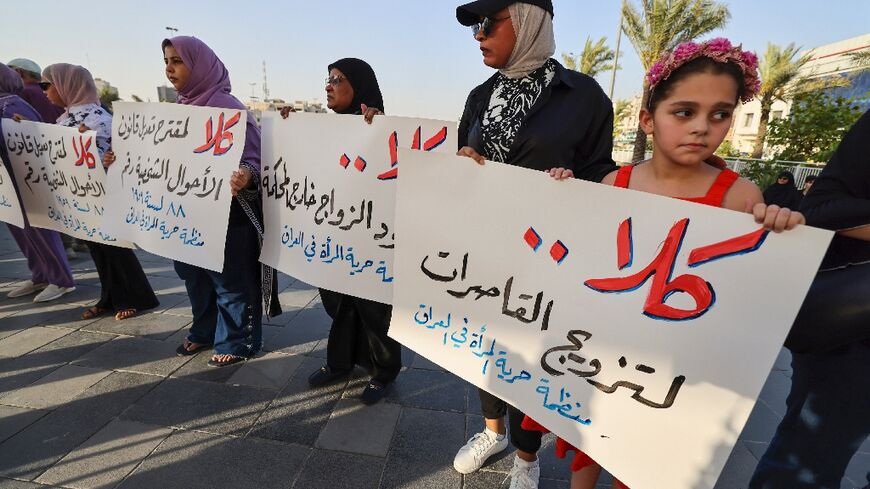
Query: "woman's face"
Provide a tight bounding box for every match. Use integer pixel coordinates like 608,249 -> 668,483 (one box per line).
43,82 -> 64,107
325,68 -> 354,112
163,45 -> 191,91
476,8 -> 516,69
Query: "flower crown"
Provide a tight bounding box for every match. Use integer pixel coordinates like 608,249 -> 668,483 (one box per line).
646,38 -> 761,103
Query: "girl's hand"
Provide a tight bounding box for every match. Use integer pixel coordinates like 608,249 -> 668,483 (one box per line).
12,113 -> 28,122
78,123 -> 91,133
230,168 -> 253,197
547,168 -> 574,180
280,106 -> 296,119
457,146 -> 485,165
361,104 -> 383,125
750,202 -> 805,232
103,150 -> 116,169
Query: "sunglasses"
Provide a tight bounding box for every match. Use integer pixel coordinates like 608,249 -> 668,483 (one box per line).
472,15 -> 510,38
38,81 -> 52,91
325,75 -> 346,87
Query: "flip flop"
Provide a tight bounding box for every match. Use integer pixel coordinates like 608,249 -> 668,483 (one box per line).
81,306 -> 110,320
115,309 -> 138,321
175,341 -> 212,357
207,355 -> 248,368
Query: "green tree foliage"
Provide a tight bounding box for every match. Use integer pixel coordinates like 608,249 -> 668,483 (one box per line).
99,86 -> 120,113
751,43 -> 812,158
767,91 -> 862,163
562,36 -> 619,78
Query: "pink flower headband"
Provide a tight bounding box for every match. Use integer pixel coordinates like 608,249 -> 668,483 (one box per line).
646,38 -> 761,103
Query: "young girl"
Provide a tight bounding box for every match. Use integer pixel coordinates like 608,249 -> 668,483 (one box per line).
535,38 -> 804,489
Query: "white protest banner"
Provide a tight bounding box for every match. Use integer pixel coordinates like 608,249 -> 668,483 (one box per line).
259,113 -> 456,304
390,150 -> 833,489
2,119 -> 131,247
0,162 -> 24,228
104,102 -> 247,272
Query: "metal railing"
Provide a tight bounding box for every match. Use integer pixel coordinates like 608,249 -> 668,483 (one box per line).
723,158 -> 825,189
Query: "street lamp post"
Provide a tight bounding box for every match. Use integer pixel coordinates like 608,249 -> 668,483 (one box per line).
165,26 -> 179,36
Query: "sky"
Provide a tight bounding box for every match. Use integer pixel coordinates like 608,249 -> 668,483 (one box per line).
4,1 -> 869,121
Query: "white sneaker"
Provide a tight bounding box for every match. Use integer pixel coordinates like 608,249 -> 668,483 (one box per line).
33,285 -> 75,303
7,280 -> 48,298
508,456 -> 540,489
453,428 -> 508,474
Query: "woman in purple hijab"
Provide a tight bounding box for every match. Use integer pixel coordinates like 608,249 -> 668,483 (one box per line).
157,36 -> 279,367
0,63 -> 76,302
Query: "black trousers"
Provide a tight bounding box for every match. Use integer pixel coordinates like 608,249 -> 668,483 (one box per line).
479,388 -> 543,453
323,290 -> 402,384
88,242 -> 159,312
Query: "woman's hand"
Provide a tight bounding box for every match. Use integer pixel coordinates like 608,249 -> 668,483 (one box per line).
361,104 -> 383,125
280,106 -> 296,119
547,168 -> 574,180
230,168 -> 253,197
457,146 -> 485,165
749,202 -> 805,232
78,123 -> 91,133
103,150 -> 116,169
12,113 -> 28,122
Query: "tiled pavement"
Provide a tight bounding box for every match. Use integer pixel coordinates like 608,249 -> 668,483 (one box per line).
0,225 -> 868,489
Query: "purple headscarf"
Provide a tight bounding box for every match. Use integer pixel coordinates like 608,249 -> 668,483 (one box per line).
163,36 -> 260,172
0,63 -> 24,98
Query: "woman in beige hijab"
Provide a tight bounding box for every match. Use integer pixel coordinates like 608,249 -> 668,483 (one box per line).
41,64 -> 159,321
451,1 -> 617,489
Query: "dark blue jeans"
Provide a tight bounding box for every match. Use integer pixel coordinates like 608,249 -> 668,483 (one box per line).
750,342 -> 870,489
175,213 -> 262,358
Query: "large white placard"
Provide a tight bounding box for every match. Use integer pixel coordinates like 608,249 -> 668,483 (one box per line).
259,113 -> 456,304
104,102 -> 247,271
390,150 -> 833,489
0,162 -> 24,228
2,119 -> 131,247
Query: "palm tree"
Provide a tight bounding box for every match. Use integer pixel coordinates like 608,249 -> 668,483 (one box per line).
562,36 -> 619,78
622,0 -> 730,162
613,99 -> 633,139
750,43 -> 812,158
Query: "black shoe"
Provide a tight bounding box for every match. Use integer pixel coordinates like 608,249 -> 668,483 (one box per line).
308,365 -> 350,387
360,380 -> 390,405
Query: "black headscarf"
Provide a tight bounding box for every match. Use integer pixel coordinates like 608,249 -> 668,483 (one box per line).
328,58 -> 385,115
763,170 -> 802,209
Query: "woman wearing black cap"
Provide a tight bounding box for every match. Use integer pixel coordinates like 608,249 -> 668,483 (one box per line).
451,1 -> 616,488
282,58 -> 400,405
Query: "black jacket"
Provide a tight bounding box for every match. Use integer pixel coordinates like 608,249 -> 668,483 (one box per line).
801,109 -> 870,270
458,60 -> 617,183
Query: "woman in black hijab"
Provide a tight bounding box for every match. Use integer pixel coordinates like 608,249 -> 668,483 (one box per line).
283,58 -> 400,405
763,170 -> 802,209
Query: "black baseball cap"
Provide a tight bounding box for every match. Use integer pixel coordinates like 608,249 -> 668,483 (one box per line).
456,0 -> 554,26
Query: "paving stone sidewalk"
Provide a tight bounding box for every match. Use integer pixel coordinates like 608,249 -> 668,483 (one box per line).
0,226 -> 868,489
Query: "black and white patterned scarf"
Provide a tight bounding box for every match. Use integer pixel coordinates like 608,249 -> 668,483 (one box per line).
481,58 -> 556,163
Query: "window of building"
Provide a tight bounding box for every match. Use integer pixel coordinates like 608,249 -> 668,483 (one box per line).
772,111 -> 783,120
743,113 -> 755,128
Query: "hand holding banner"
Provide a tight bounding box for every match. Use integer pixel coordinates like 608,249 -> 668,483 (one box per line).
104,102 -> 247,271
259,113 -> 456,304
389,150 -> 833,489
2,119 -> 130,246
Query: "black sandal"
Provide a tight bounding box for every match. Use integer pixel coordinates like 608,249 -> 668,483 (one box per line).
175,341 -> 212,357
